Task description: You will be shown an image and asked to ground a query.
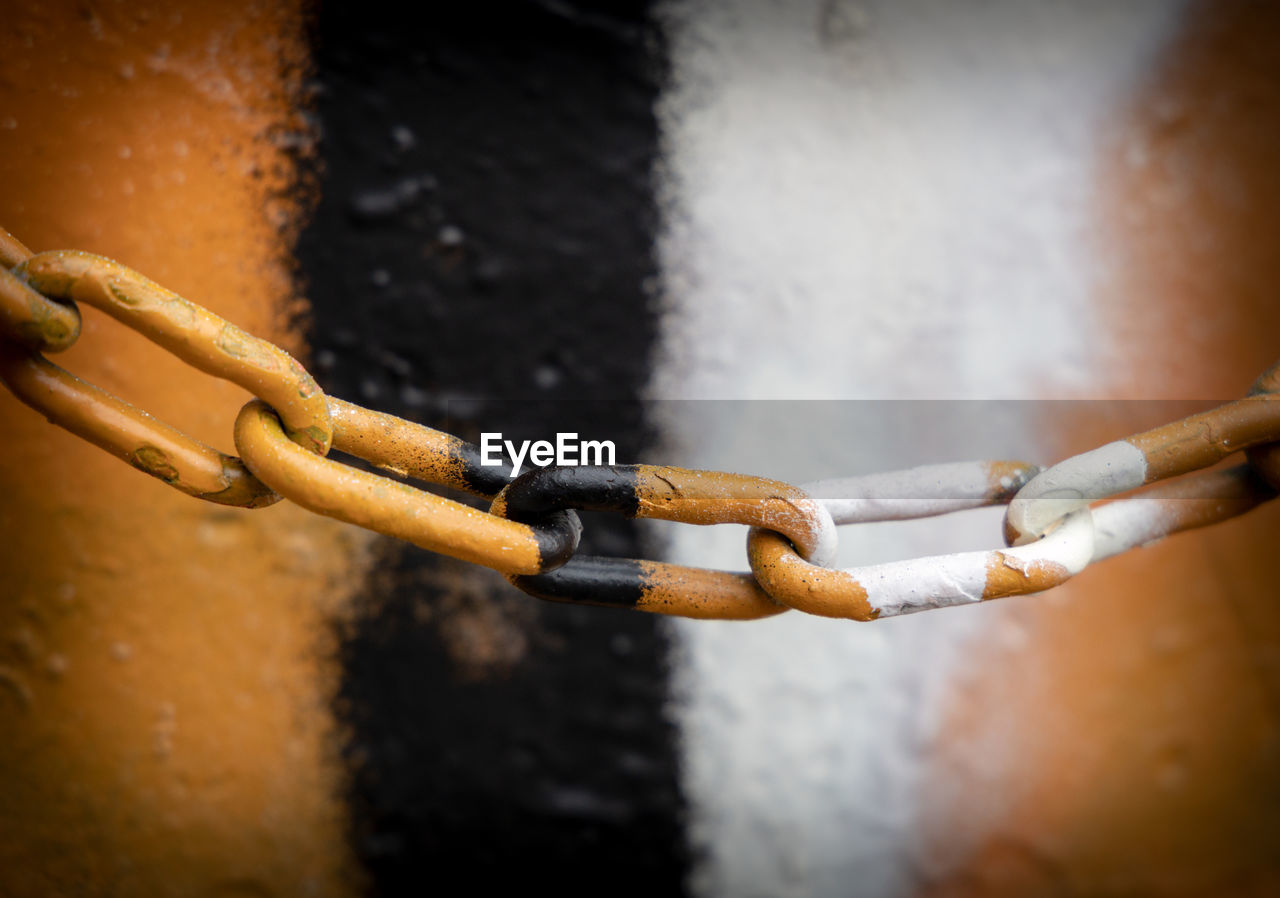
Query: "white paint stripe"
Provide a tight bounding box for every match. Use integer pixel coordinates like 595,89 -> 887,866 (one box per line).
806,462 -> 1032,524
859,509 -> 1094,616
652,1 -> 1186,895
1007,440 -> 1148,542
860,552 -> 986,614
1090,497 -> 1176,562
800,492 -> 840,568
1089,466 -> 1269,562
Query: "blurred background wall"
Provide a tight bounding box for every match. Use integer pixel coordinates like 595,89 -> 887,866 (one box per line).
1,1 -> 1278,896
0,1 -> 370,894
652,1 -> 1280,896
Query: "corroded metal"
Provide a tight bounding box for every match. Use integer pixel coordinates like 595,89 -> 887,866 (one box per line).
0,225 -> 31,269
1,225 -> 1277,621
744,461 -> 1079,620
1247,359 -> 1280,489
0,348 -> 279,507
1090,464 -> 1275,562
0,238 -> 329,505
235,399 -> 581,575
513,556 -> 788,621
493,463 -> 837,564
327,397 -> 514,497
491,463 -> 838,618
0,265 -> 80,352
15,250 -> 333,455
1007,375 -> 1280,545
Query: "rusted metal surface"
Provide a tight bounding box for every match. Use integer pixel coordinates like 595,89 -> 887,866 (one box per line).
492,463 -> 836,562
0,253 -> 79,352
1,231 -> 1277,620
235,398 -> 580,574
0,225 -> 32,269
2,1 -> 1280,895
0,347 -> 278,507
1090,463 -> 1276,562
744,461 -> 1084,620
491,462 -> 836,617
939,4 -> 1280,890
1247,360 -> 1280,489
1008,368 -> 1280,545
328,397 -> 511,497
513,556 -> 788,620
513,556 -> 791,620
17,249 -> 333,454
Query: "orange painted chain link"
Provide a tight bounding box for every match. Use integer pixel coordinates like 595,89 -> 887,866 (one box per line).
0,232 -> 279,506
1,224 -> 1277,619
234,398 -> 581,576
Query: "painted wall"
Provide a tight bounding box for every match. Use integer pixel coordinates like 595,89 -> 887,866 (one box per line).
0,1 -> 370,894
295,3 -> 689,889
653,1 -> 1280,895
2,1 -> 1278,896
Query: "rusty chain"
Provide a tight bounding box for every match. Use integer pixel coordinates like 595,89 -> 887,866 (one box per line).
1,225 -> 1277,621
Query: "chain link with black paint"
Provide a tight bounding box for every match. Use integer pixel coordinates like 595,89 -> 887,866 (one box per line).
1,226 -> 1276,620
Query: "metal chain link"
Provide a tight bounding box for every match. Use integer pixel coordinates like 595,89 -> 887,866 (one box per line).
2,225 -> 1277,620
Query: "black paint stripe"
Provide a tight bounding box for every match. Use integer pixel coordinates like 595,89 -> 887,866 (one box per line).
502,464 -> 642,520
451,439 -> 513,497
297,1 -> 687,893
530,509 -> 585,573
514,555 -> 647,608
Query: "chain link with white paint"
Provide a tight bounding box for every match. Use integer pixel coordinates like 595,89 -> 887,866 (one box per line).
0,226 -> 1276,620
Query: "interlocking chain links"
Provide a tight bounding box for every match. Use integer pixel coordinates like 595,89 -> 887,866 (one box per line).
490,465 -> 836,620
323,397 -> 518,499
1246,361 -> 1280,490
745,462 -> 1098,620
17,250 -> 333,454
0,228 -> 33,269
234,398 -> 581,576
514,559 -> 785,621
1089,464 -> 1275,563
0,228 -> 581,576
0,233 -> 278,506
0,347 -> 280,507
2,224 -> 1279,621
0,265 -> 81,352
1006,361 -> 1280,545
